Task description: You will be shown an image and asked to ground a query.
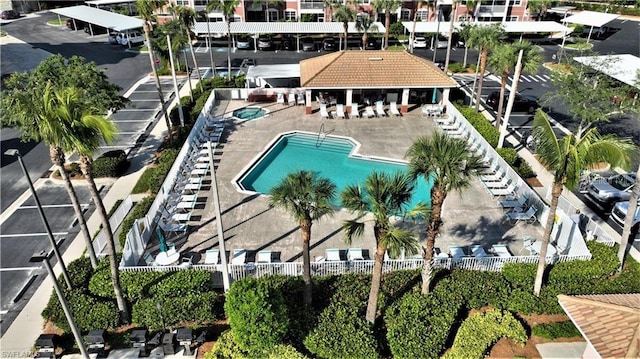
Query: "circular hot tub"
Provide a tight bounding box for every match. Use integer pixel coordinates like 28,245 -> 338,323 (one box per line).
232,106 -> 268,121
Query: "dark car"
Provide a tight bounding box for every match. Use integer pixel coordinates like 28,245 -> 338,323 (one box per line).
302,37 -> 316,51
1,10 -> 19,19
322,37 -> 337,51
486,91 -> 539,113
365,38 -> 379,50
257,36 -> 272,50
280,37 -> 294,51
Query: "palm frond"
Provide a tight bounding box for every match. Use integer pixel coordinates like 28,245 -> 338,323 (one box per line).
343,219 -> 366,243
384,227 -> 420,258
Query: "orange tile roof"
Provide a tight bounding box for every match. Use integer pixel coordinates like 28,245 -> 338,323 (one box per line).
558,294 -> 640,359
300,50 -> 458,89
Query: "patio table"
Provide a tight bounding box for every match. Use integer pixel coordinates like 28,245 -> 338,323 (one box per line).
156,251 -> 180,266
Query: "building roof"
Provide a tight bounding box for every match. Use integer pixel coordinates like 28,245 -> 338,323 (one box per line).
558,293 -> 640,359
573,54 -> 640,90
246,64 -> 300,80
50,5 -> 143,32
563,10 -> 619,28
192,21 -> 386,36
300,51 -> 457,89
401,21 -> 572,35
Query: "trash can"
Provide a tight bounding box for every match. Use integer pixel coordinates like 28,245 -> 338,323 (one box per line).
130,329 -> 147,356
85,329 -> 106,355
176,328 -> 194,355
161,333 -> 176,355
34,334 -> 58,358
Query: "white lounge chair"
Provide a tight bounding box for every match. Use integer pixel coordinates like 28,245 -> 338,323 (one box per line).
288,92 -> 296,106
350,103 -> 359,118
506,206 -> 538,224
364,106 -> 375,118
491,244 -> 512,258
320,104 -> 330,119
484,177 -> 512,189
470,245 -> 489,258
257,250 -> 272,263
336,104 -> 346,119
204,249 -> 219,264
232,249 -> 247,264
488,184 -> 516,198
277,92 -> 285,105
481,169 -> 506,182
326,248 -> 341,261
448,246 -> 466,261
297,92 -> 305,106
347,248 -> 364,261
389,101 -> 401,116
158,220 -> 188,237
519,237 -> 536,255
375,100 -> 386,117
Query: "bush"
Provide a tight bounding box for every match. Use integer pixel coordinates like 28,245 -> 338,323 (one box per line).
448,270 -> 511,310
225,278 -> 289,353
42,289 -> 119,333
502,262 -> 536,289
92,150 -> 129,177
131,148 -> 178,194
516,160 -> 536,179
132,291 -> 221,329
116,195 -> 154,248
204,330 -> 250,359
443,309 -> 527,359
548,241 -> 618,292
388,22 -> 404,37
66,257 -> 95,288
448,62 -> 467,73
303,302 -> 378,359
456,105 -> 499,147
532,321 -> 581,339
496,148 -> 518,166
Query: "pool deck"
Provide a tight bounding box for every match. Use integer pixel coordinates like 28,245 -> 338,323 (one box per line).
151,100 -> 544,264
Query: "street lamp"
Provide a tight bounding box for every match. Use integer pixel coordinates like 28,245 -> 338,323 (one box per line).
156,302 -> 166,333
5,149 -> 72,289
207,140 -> 230,292
30,251 -> 88,357
166,33 -> 185,127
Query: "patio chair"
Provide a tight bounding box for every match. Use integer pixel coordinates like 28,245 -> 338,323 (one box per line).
180,255 -> 193,266
320,104 -> 330,119
326,248 -> 341,261
488,184 -> 516,198
158,219 -> 188,237
257,250 -> 272,263
288,92 -> 296,106
364,106 -> 375,118
347,248 -> 364,261
204,249 -> 220,264
448,246 -> 466,262
167,247 -> 177,257
336,104 -> 346,119
519,237 -> 537,255
350,103 -> 360,118
491,244 -> 512,258
232,249 -> 247,265
389,101 -> 401,116
277,92 -> 285,105
481,169 -> 506,182
498,195 -> 528,211
143,253 -> 156,266
484,177 -> 512,189
506,206 -> 538,225
375,100 -> 386,117
470,245 -> 489,258
297,92 -> 305,106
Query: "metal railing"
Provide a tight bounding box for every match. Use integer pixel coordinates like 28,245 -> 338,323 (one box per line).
94,195 -> 133,258
549,192 -> 617,247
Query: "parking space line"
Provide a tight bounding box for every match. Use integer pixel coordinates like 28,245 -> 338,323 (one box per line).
535,75 -> 547,82
0,232 -> 68,238
19,204 -> 87,209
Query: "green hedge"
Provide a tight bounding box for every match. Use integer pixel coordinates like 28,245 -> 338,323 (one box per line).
204,330 -> 308,359
131,291 -> 221,329
92,150 -> 129,178
131,148 -> 178,194
532,321 -> 581,339
117,195 -> 154,248
496,148 -> 518,165
456,105 -> 499,147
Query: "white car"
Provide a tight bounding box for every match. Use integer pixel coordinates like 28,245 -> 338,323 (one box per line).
117,31 -> 145,46
413,36 -> 427,48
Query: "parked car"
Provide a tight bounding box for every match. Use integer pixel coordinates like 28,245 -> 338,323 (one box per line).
302,37 -> 316,51
433,35 -> 448,49
365,38 -> 379,50
257,36 -> 272,50
586,172 -> 636,210
322,37 -> 337,51
1,10 -> 19,19
108,31 -> 120,44
117,31 -> 145,46
240,58 -> 256,68
66,18 -> 87,30
611,199 -> 640,232
486,91 -> 539,113
237,35 -> 252,49
280,37 -> 294,51
413,36 -> 427,48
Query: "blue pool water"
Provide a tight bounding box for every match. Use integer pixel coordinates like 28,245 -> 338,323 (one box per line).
238,133 -> 433,209
233,107 -> 267,120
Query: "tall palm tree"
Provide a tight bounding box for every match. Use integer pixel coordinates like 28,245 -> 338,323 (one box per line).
175,5 -> 202,84
372,0 -> 401,50
406,132 -> 485,294
341,171 -> 423,324
409,0 -> 428,53
332,3 -> 356,51
488,41 -> 542,130
618,166 -> 640,272
52,86 -> 130,323
203,2 -> 219,78
355,14 -> 378,49
222,0 -> 240,79
457,23 -> 472,67
137,0 -> 172,141
269,171 -> 337,307
443,0 -> 457,73
324,0 -> 337,21
531,111 -> 635,296
465,23 -> 506,112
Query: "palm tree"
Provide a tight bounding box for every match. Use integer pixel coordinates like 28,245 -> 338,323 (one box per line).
488,41 -> 542,131
355,14 -> 378,49
531,111 -> 635,296
372,0 -> 401,50
269,171 -> 337,307
465,23 -> 506,112
406,132 -> 485,294
409,0 -> 428,53
52,86 -> 130,323
457,23 -> 472,67
332,3 -> 356,51
341,171 -> 423,324
222,0 -> 240,79
443,0 -> 459,73
137,0 -> 172,141
618,166 -> 640,272
324,0 -> 337,21
175,5 -> 202,84
203,2 -> 219,78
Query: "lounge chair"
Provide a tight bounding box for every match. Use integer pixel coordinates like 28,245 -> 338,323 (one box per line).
498,195 -> 528,210
232,249 -> 247,264
204,249 -> 219,264
364,106 -> 375,118
488,184 -> 516,198
277,92 -> 285,105
158,219 -> 188,237
481,169 -> 506,182
320,104 -> 330,119
326,248 -> 341,261
350,103 -> 359,118
257,250 -> 272,263
491,244 -> 512,258
288,92 -> 296,106
347,248 -> 364,261
470,245 -> 489,258
484,177 -> 512,189
448,246 -> 466,261
297,92 -> 305,106
389,101 -> 401,116
375,100 -> 386,117
144,253 -> 156,266
336,104 -> 346,119
506,206 -> 538,224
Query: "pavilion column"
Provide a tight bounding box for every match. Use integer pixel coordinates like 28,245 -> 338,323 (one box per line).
305,89 -> 313,114
442,88 -> 451,112
400,88 -> 410,113
345,89 -> 353,112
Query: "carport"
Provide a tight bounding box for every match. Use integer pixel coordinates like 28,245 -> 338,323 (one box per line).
574,54 -> 640,90
402,21 -> 573,39
562,10 -> 619,43
191,21 -> 386,52
50,5 -> 143,47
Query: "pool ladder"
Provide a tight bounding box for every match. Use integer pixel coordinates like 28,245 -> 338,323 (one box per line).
316,123 -> 327,148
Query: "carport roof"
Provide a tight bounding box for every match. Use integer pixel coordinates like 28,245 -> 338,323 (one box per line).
573,54 -> 640,90
401,21 -> 572,34
50,5 -> 143,32
85,0 -> 135,5
246,64 -> 300,80
192,21 -> 386,35
300,51 -> 457,89
563,10 -> 619,28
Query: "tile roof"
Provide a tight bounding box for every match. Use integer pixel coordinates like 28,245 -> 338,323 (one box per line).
558,294 -> 640,359
300,51 -> 458,89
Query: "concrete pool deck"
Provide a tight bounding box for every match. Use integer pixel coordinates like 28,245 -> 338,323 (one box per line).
155,99 -> 544,263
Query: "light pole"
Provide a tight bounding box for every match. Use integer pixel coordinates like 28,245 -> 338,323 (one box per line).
6,149 -> 72,289
207,140 -> 231,292
30,251 -> 88,358
166,33 -> 185,127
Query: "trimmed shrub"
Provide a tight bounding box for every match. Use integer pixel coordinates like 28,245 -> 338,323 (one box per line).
547,241 -> 619,292
385,292 -> 461,359
502,262 -> 536,289
496,148 -> 518,165
506,288 -> 539,314
42,289 -> 119,333
443,309 -> 527,359
448,62 -> 467,73
448,270 -> 511,309
516,160 -> 536,179
379,269 -> 421,309
92,150 -> 129,177
66,257 -> 94,288
456,105 -> 499,147
532,321 -> 581,339
132,291 -> 221,328
131,167 -> 156,194
205,330 -> 250,359
303,302 -> 378,359
225,278 -> 289,353
388,22 -> 404,37
131,148 -> 179,194
116,195 -> 154,248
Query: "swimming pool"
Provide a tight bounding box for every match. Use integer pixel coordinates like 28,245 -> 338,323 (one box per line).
236,132 -> 433,208
232,106 -> 268,121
